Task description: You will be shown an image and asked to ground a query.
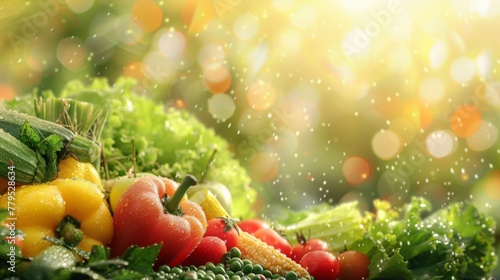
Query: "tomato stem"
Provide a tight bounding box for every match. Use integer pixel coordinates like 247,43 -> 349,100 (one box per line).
165,174 -> 198,214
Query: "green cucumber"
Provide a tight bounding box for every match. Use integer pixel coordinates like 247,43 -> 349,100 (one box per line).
0,128 -> 47,184
0,108 -> 99,164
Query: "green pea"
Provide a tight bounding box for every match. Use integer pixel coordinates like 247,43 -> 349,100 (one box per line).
214,266 -> 226,275
183,271 -> 198,280
284,271 -> 298,280
230,259 -> 244,272
229,247 -> 242,258
252,264 -> 264,274
242,264 -> 253,274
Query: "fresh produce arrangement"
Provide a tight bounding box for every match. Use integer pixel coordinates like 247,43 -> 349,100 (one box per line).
0,79 -> 497,279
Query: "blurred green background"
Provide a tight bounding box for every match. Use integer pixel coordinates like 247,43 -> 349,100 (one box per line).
2,0 -> 500,273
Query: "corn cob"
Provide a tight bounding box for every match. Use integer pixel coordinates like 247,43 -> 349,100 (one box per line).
0,128 -> 47,184
190,189 -> 311,279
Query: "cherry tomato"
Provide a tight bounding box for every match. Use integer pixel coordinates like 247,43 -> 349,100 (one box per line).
291,237 -> 329,263
253,228 -> 292,258
181,236 -> 227,266
236,219 -> 269,234
337,250 -> 371,280
300,251 -> 340,280
204,217 -> 239,250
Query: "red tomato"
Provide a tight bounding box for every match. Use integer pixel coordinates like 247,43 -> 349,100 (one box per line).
337,250 -> 371,280
291,237 -> 329,262
252,228 -> 292,258
300,251 -> 340,280
204,217 -> 239,250
181,236 -> 227,266
237,219 -> 269,234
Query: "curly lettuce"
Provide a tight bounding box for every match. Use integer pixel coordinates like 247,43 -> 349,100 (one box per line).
355,197 -> 497,280
5,77 -> 256,219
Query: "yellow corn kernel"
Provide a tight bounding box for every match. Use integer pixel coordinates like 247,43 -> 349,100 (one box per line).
191,188 -> 310,278
189,188 -> 228,220
238,231 -> 310,278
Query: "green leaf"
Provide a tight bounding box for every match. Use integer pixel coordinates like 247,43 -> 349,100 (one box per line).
368,249 -> 413,280
120,244 -> 161,274
88,245 -> 110,264
19,121 -> 42,150
39,134 -> 64,180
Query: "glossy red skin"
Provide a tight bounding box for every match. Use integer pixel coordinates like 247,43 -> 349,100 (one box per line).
110,176 -> 207,267
204,218 -> 239,250
291,238 -> 329,262
252,228 -> 292,258
338,250 -> 371,280
236,219 -> 269,234
300,251 -> 340,280
181,236 -> 228,266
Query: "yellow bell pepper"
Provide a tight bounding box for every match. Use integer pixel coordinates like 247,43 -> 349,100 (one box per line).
0,178 -> 113,258
56,157 -> 103,191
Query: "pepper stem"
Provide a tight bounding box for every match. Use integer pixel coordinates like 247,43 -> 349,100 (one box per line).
56,215 -> 84,247
164,174 -> 198,215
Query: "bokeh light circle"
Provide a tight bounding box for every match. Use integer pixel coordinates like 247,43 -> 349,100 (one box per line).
425,130 -> 457,158
158,30 -> 186,61
56,37 -> 87,70
419,77 -> 445,104
249,152 -> 279,182
233,14 -> 260,41
208,94 -> 236,121
450,104 -> 482,138
466,121 -> 498,151
246,81 -> 277,111
450,56 -> 476,83
203,65 -> 232,94
114,14 -> 144,45
342,156 -> 371,185
371,129 -> 402,160
198,44 -> 226,68
132,0 -> 163,33
67,0 -> 94,14
429,40 -> 449,70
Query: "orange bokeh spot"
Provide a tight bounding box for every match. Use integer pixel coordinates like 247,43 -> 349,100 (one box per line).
484,170 -> 500,200
132,0 -> 163,33
249,152 -> 279,182
342,156 -> 371,186
0,84 -> 17,101
203,65 -> 231,94
182,0 -> 216,34
450,104 -> 482,138
402,99 -> 434,129
124,62 -> 147,80
246,81 -> 276,111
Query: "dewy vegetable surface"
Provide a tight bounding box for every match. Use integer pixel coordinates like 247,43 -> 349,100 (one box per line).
0,79 -> 498,279
0,177 -> 113,258
110,175 -> 207,267
3,77 -> 256,219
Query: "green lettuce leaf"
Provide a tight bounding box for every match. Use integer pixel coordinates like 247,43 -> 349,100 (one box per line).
5,77 -> 256,219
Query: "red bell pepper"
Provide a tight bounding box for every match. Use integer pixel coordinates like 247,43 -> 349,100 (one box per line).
110,175 -> 207,266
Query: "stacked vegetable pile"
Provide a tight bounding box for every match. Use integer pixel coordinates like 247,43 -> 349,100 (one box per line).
0,78 -> 497,280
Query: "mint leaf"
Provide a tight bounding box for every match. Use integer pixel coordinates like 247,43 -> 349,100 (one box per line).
19,121 -> 42,150
39,133 -> 64,180
121,244 -> 161,274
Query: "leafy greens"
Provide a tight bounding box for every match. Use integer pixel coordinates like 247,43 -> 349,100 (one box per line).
356,197 -> 497,279
4,77 -> 256,219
